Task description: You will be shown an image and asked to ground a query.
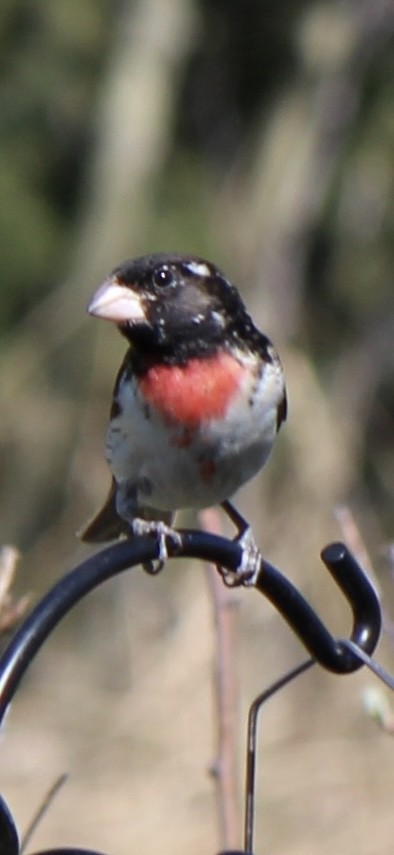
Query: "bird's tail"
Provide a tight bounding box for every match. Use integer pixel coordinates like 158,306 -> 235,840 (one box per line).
79,478 -> 129,543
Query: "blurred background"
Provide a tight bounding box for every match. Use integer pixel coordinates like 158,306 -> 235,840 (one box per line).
0,0 -> 393,852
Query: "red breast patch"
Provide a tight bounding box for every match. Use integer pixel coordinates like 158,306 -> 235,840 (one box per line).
139,351 -> 246,427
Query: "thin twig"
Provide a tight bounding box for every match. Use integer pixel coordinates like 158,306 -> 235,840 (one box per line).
199,506 -> 241,851
334,505 -> 377,584
20,773 -> 69,853
0,546 -> 30,635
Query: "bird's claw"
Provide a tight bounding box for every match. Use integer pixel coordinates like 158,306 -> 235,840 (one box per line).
218,525 -> 262,587
218,500 -> 262,587
130,518 -> 183,573
235,525 -> 262,585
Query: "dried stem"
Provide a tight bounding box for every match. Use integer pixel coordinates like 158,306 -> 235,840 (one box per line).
335,505 -> 378,583
20,773 -> 68,853
0,546 -> 30,635
199,506 -> 241,851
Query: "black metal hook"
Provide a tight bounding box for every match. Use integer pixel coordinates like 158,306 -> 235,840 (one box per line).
0,533 -> 383,723
0,529 -> 386,855
254,541 -> 382,673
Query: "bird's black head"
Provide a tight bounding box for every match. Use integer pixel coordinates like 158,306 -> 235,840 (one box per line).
88,253 -> 261,365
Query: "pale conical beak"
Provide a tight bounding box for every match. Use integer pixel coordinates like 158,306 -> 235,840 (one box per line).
87,277 -> 146,323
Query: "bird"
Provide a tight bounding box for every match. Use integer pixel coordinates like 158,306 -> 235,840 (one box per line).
81,253 -> 287,579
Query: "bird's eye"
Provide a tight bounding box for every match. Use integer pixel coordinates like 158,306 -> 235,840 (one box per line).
152,266 -> 174,288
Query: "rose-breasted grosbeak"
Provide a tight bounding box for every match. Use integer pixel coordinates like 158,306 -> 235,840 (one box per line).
81,253 -> 286,573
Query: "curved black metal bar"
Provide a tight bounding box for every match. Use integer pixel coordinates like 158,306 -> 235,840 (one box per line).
30,850 -> 107,854
255,541 -> 381,673
0,795 -> 19,855
0,532 -> 239,722
0,534 -> 383,724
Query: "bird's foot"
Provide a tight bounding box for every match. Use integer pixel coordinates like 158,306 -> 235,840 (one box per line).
219,500 -> 262,587
130,518 -> 183,574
